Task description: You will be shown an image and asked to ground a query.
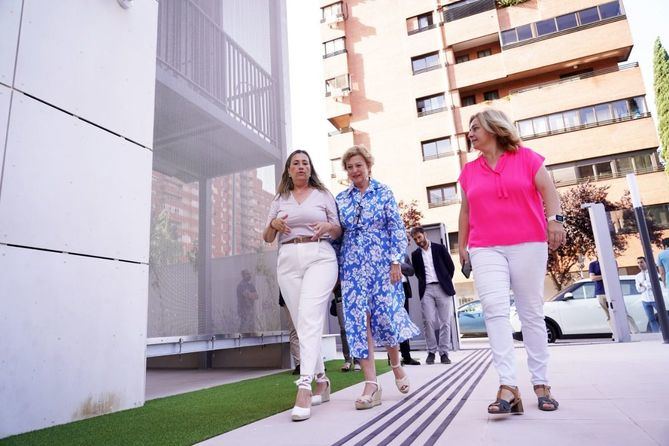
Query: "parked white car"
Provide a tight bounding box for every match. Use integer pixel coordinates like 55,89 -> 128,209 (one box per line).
510,276 -> 669,343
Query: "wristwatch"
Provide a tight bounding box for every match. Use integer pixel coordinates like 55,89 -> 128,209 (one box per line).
547,214 -> 565,224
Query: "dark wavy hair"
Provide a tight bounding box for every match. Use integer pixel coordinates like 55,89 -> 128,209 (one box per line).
276,150 -> 328,197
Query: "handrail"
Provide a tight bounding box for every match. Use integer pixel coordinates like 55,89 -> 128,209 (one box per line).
156,0 -> 278,145
552,165 -> 663,187
510,62 -> 638,95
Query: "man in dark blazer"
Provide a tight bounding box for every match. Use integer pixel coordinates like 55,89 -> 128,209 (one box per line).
410,226 -> 456,365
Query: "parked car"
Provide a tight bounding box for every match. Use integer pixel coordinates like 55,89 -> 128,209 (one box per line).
510,276 -> 669,343
457,300 -> 487,337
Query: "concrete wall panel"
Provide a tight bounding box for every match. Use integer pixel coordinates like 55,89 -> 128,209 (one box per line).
0,245 -> 148,438
14,0 -> 158,146
0,94 -> 152,262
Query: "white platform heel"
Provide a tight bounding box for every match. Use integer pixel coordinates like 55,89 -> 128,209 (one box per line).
311,374 -> 331,406
291,375 -> 313,421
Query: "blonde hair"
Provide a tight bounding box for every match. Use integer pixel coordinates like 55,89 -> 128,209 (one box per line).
341,144 -> 374,169
469,108 -> 522,152
276,150 -> 328,197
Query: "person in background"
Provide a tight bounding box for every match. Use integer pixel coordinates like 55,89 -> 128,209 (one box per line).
589,258 -> 638,337
237,269 -> 258,333
332,282 -> 361,372
336,145 -> 420,410
635,256 -> 659,333
410,227 -> 456,365
399,254 -> 421,366
279,291 -> 301,374
657,238 -> 669,287
458,109 -> 565,415
263,149 -> 341,422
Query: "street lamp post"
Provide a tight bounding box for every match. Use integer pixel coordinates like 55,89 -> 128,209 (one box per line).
627,174 -> 669,343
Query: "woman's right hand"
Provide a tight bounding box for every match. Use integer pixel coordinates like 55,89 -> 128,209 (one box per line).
459,246 -> 469,267
270,215 -> 291,235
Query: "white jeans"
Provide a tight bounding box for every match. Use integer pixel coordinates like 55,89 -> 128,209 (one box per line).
277,241 -> 338,379
470,242 -> 549,386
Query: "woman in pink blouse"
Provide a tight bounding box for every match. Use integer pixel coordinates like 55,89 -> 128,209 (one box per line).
458,109 -> 566,415
263,150 -> 341,422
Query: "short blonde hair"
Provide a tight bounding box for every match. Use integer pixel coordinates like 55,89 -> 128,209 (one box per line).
469,108 -> 522,152
341,144 -> 374,169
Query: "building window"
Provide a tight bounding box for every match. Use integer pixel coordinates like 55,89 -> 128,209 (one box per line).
599,1 -> 622,19
559,68 -> 594,79
501,1 -> 623,48
416,93 -> 447,117
500,29 -> 518,46
516,24 -> 533,41
461,95 -> 476,107
578,7 -> 600,25
483,90 -> 499,101
321,2 -> 344,22
323,37 -> 346,58
325,74 -> 351,97
477,49 -> 492,58
548,149 -> 660,186
646,203 -> 669,229
535,18 -> 557,36
516,95 -> 649,139
428,183 -> 458,207
556,13 -> 578,30
411,51 -> 441,75
447,232 -> 459,254
421,137 -> 453,160
455,54 -> 470,64
407,12 -> 435,35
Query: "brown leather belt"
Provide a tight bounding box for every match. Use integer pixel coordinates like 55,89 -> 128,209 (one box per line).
282,236 -> 322,245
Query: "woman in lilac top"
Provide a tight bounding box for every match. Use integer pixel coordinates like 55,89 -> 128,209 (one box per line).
263,150 -> 341,422
458,109 -> 566,415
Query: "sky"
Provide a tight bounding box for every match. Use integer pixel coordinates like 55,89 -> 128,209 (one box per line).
623,0 -> 669,118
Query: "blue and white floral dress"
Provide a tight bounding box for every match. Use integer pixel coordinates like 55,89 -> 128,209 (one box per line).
336,179 -> 420,359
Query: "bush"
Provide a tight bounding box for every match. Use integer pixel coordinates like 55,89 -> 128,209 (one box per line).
497,0 -> 530,7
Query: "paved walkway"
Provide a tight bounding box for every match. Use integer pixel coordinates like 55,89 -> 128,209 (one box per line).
198,337 -> 669,446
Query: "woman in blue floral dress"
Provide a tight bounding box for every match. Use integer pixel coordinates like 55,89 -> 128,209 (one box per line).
336,145 -> 420,410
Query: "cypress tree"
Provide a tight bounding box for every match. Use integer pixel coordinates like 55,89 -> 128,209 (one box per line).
654,37 -> 669,173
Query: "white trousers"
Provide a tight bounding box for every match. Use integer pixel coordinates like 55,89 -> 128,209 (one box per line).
470,242 -> 549,386
277,241 -> 338,379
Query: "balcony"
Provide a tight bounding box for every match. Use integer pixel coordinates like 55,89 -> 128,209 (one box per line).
509,63 -> 644,119
443,2 -> 499,48
449,51 -> 506,90
530,117 -> 659,165
326,86 -> 351,131
328,127 -> 355,159
502,17 -> 632,77
455,98 -> 514,134
442,0 -> 496,23
323,49 -> 349,79
154,0 -> 280,182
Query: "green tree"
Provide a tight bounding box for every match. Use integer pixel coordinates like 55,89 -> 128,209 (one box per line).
654,37 -> 669,173
547,183 -> 663,290
496,0 -> 530,7
398,199 -> 424,230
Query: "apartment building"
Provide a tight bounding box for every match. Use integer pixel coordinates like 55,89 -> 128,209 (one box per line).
320,0 -> 668,298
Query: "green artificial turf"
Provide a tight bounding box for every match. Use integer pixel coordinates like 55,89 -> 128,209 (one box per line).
2,359 -> 390,446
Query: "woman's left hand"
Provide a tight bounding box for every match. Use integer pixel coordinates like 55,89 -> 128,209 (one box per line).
309,222 -> 331,240
390,263 -> 402,284
547,221 -> 566,251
